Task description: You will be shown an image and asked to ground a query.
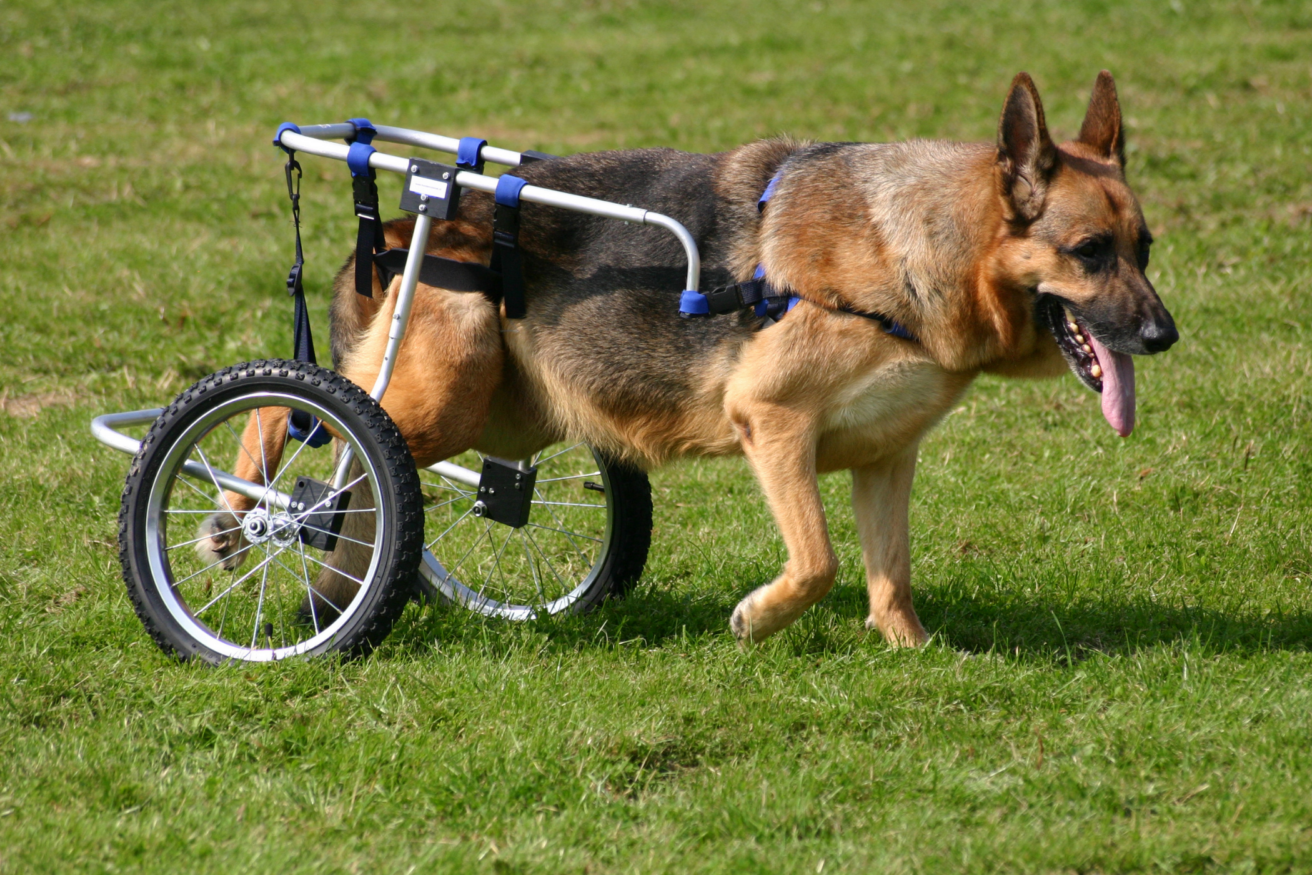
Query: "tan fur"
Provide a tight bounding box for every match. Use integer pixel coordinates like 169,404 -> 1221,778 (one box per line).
200,72 -> 1174,645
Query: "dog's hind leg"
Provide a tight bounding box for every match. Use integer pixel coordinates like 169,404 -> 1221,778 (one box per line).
851,447 -> 928,647
728,411 -> 839,643
195,406 -> 291,571
302,281 -> 504,614
300,450 -> 377,624
338,281 -> 505,469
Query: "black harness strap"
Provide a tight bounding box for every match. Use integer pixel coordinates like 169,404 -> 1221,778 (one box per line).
347,118 -> 385,298
283,150 -> 316,365
372,249 -> 502,303
273,122 -> 331,446
489,174 -> 529,319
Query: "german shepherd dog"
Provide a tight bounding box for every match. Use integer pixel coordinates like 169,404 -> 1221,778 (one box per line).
200,71 -> 1177,647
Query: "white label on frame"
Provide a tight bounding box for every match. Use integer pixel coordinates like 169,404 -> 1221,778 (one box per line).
409,176 -> 449,200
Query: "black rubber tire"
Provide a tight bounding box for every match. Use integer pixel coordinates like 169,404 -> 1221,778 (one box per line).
416,447 -> 651,618
561,453 -> 652,611
118,360 -> 423,663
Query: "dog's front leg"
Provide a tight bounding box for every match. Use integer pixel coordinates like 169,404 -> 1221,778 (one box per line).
729,409 -> 838,643
195,406 -> 290,571
852,447 -> 928,647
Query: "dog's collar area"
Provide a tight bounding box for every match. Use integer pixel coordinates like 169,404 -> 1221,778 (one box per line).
679,163 -> 917,342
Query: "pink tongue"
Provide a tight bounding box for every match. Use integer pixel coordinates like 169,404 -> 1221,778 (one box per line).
1087,333 -> 1136,437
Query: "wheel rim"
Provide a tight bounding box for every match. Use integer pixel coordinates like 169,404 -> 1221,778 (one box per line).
144,391 -> 386,661
418,443 -> 615,619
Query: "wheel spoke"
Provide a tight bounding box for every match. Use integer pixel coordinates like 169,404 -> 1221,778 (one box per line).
524,521 -> 602,543
534,486 -> 597,570
422,495 -> 466,514
535,471 -> 602,484
192,444 -> 242,519
170,538 -> 259,589
290,473 -> 367,525
271,551 -> 345,616
298,552 -> 370,590
437,477 -> 476,498
261,410 -> 322,502
249,553 -> 272,649
534,443 -> 584,466
166,523 -> 243,552
223,418 -> 267,488
440,533 -> 484,594
520,529 -> 548,609
296,521 -> 377,550
532,500 -> 606,509
295,540 -> 321,635
523,526 -> 571,593
193,549 -> 280,618
426,505 -> 476,551
254,408 -> 271,494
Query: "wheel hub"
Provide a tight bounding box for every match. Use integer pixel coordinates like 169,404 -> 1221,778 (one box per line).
241,507 -> 299,548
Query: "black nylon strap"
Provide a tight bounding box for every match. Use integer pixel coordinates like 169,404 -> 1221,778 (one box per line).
283,153 -> 317,366
352,174 -> 386,298
372,249 -> 503,303
490,203 -> 525,318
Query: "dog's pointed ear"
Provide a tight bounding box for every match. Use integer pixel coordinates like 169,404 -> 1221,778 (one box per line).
996,72 -> 1057,222
1078,70 -> 1125,167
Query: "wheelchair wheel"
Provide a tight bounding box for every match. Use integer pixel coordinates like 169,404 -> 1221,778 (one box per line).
416,444 -> 651,619
118,360 -> 423,663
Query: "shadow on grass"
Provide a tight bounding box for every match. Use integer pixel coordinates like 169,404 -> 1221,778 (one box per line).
383,571 -> 1312,663
915,586 -> 1312,662
382,578 -> 744,659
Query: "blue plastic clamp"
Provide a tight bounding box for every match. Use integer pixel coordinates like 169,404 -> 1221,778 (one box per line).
347,118 -> 377,144
457,137 -> 487,170
494,174 -> 528,208
347,141 -> 375,178
679,290 -> 709,316
274,122 -> 301,154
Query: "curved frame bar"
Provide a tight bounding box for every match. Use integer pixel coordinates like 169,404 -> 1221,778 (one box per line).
276,128 -> 700,295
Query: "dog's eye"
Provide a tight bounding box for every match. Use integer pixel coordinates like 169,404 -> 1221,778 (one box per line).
1137,238 -> 1152,270
1069,238 -> 1110,268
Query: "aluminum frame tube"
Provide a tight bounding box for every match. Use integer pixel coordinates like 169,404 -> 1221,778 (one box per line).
293,123 -> 525,167
274,128 -> 701,293
89,410 -> 293,509
368,212 -> 433,402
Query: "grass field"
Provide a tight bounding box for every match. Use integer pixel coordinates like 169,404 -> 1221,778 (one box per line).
2,0 -> 1311,871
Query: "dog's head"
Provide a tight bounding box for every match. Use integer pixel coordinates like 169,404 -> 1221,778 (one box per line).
991,71 -> 1177,436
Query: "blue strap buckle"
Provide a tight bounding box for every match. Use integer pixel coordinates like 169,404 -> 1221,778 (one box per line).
288,411 -> 332,447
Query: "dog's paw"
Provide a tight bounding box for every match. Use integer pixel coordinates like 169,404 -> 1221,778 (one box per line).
865,614 -> 929,648
730,599 -> 751,642
730,593 -> 768,644
194,511 -> 249,571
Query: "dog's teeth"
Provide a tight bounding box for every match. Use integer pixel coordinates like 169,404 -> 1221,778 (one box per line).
1090,363 -> 1103,379
1067,321 -> 1079,332
1081,343 -> 1092,354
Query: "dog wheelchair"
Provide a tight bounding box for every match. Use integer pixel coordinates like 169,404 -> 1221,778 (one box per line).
92,121 -> 704,663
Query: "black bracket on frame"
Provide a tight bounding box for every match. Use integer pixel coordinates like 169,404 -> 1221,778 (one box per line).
292,476 -> 353,552
399,158 -> 463,220
473,457 -> 538,529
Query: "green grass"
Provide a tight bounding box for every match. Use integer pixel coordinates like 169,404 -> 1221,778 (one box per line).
3,0 -> 1312,871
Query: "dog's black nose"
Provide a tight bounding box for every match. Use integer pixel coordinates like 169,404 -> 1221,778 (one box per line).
1140,314 -> 1179,353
